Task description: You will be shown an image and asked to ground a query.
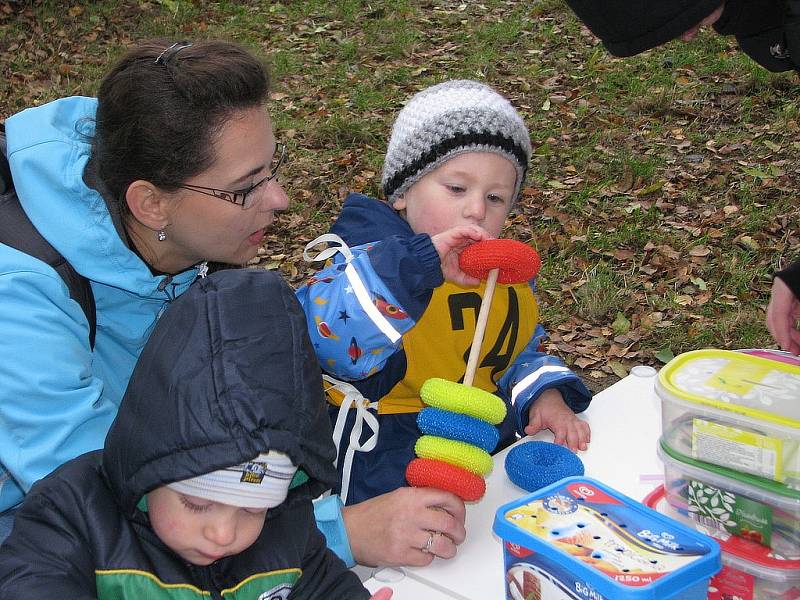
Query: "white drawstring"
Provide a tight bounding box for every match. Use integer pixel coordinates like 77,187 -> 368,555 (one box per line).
324,374 -> 380,505
304,233 -> 354,264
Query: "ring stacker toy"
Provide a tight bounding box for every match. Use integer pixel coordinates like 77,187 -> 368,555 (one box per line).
459,239 -> 541,387
405,240 -> 541,502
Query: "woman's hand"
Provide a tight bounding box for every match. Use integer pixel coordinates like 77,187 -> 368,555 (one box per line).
369,588 -> 393,600
431,225 -> 490,286
766,277 -> 800,354
343,487 -> 467,567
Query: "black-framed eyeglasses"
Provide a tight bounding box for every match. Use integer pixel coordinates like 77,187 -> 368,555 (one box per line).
178,143 -> 287,210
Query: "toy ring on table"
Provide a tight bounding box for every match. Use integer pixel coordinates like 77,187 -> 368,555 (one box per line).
458,238 -> 541,284
504,441 -> 585,492
406,457 -> 487,502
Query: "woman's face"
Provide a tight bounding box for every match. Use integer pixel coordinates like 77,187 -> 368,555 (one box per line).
162,106 -> 289,269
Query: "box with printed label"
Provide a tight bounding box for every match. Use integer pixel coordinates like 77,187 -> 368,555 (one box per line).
659,440 -> 800,560
656,349 -> 800,488
493,477 -> 720,600
645,484 -> 800,600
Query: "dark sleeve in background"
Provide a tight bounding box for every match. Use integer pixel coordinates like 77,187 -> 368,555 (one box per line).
561,0 -> 724,56
776,259 -> 800,300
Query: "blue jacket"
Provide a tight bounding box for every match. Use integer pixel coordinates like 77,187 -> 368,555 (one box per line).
0,97 -> 201,512
296,193 -> 592,504
0,270 -> 369,599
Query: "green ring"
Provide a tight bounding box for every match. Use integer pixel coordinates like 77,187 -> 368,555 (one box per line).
420,378 -> 507,424
415,435 -> 493,476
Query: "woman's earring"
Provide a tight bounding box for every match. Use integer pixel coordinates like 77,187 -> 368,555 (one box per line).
157,229 -> 167,242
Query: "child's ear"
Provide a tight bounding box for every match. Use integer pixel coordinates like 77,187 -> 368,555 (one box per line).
125,180 -> 172,232
393,194 -> 407,211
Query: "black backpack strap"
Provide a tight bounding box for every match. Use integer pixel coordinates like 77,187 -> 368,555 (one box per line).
0,126 -> 97,348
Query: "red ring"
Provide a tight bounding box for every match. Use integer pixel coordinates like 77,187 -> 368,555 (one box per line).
406,457 -> 486,502
459,239 -> 541,284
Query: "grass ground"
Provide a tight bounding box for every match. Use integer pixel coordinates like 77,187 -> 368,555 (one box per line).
2,0 -> 798,390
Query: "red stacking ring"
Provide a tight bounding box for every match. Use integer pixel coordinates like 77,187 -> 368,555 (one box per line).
459,239 -> 541,284
406,457 -> 487,502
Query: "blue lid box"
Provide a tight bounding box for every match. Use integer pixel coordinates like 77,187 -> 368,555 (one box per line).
493,477 -> 721,600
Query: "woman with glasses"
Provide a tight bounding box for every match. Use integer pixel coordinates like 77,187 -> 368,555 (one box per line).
0,39 -> 289,542
0,38 -> 467,575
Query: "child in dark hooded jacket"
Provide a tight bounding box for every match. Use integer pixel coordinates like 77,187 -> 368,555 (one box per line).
0,269 -> 383,600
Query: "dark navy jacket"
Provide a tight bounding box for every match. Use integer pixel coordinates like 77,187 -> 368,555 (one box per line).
0,269 -> 369,600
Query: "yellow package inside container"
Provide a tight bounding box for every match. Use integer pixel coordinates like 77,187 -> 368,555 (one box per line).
656,349 -> 800,489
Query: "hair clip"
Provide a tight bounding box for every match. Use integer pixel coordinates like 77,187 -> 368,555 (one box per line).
154,41 -> 193,65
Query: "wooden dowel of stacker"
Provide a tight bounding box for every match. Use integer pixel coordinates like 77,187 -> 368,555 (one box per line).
463,267 -> 499,387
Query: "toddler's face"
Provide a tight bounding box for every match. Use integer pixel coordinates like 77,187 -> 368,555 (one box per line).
147,486 -> 267,566
394,152 -> 516,238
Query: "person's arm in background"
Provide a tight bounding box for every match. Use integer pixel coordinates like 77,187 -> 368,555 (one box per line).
767,260 -> 800,354
713,0 -> 798,72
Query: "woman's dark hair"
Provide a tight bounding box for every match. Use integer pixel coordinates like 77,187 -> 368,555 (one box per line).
93,39 -> 270,213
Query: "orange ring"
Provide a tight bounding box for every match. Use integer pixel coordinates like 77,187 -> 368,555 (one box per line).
459,239 -> 540,284
406,457 -> 486,502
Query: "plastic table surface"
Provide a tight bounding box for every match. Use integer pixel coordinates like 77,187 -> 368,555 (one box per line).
361,368 -> 665,599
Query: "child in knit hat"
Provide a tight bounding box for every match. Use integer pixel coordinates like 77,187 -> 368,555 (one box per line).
0,269 -> 390,600
296,80 -> 592,563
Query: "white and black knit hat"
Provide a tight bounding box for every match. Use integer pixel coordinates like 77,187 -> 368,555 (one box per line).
381,79 -> 532,205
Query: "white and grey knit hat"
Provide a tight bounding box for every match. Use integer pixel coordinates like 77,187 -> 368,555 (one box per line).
381,79 -> 532,205
168,450 -> 297,509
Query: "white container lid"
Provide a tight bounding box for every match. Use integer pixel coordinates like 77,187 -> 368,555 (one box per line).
656,349 -> 800,429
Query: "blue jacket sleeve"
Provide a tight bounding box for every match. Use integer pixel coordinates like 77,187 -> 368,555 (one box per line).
312,494 -> 355,568
0,259 -> 115,511
496,323 -> 593,435
296,234 -> 442,381
295,497 -> 370,598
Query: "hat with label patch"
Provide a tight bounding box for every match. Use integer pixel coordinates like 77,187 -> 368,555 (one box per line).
168,450 -> 297,509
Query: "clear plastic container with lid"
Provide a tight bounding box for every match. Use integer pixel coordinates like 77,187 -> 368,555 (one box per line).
656,349 -> 800,488
658,440 -> 800,559
644,484 -> 800,600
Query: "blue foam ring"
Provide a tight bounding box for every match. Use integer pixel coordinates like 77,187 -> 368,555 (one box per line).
504,441 -> 585,493
417,407 -> 501,454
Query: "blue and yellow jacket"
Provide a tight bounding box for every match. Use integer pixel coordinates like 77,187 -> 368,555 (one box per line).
0,270 -> 369,600
296,193 -> 592,505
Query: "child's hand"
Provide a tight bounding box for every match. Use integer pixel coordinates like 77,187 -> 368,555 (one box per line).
524,388 -> 591,452
431,225 -> 490,286
369,588 -> 393,600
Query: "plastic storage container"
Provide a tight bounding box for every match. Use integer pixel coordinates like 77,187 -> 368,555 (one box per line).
645,484 -> 800,600
493,477 -> 721,600
659,441 -> 800,559
656,349 -> 800,488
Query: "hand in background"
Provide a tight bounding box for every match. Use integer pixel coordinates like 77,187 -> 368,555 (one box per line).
524,388 -> 591,452
766,277 -> 800,354
679,3 -> 724,41
431,225 -> 489,286
343,487 -> 467,567
369,588 -> 393,600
